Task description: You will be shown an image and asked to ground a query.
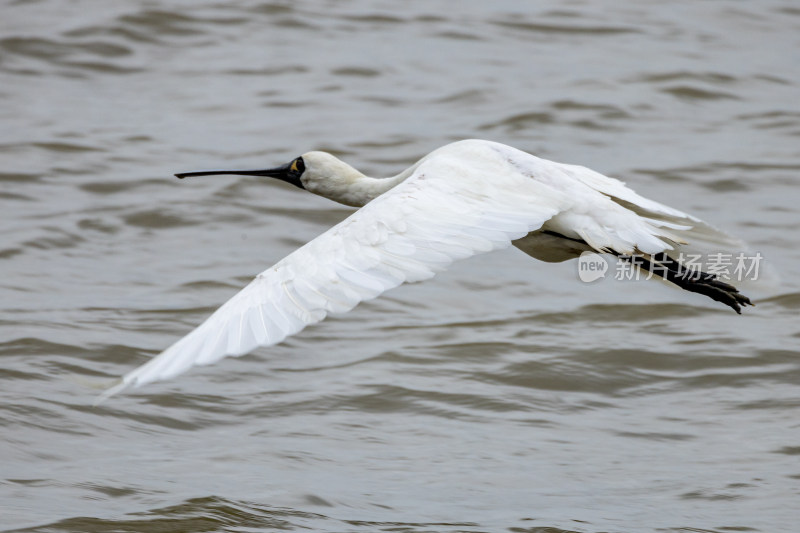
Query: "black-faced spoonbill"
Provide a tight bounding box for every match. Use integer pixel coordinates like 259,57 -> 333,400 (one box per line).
98,139 -> 752,401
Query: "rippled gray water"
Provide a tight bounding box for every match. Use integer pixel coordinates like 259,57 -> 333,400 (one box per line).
2,1 -> 799,532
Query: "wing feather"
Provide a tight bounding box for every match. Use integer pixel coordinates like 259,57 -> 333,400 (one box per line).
98,147 -> 568,400
487,140 -> 742,257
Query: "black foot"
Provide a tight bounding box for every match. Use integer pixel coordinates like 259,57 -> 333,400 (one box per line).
620,253 -> 753,314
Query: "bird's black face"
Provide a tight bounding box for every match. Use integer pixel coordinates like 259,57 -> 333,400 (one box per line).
174,156 -> 306,189
285,156 -> 305,186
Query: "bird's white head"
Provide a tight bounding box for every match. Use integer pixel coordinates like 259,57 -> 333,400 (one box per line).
297,151 -> 371,205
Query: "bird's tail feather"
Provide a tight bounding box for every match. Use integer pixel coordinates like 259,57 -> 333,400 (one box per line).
615,199 -> 779,294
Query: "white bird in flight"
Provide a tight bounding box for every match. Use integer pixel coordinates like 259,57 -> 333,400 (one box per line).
98,139 -> 752,401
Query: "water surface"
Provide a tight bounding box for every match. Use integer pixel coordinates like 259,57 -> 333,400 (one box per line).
2,1 -> 799,532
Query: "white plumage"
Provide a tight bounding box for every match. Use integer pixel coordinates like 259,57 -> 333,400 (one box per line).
97,139 -> 751,402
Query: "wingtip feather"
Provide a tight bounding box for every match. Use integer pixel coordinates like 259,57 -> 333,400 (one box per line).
93,379 -> 131,406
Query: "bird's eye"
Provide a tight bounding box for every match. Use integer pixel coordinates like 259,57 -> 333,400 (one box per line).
290,157 -> 305,175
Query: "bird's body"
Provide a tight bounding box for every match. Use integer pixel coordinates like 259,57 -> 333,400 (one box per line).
98,139 -> 752,401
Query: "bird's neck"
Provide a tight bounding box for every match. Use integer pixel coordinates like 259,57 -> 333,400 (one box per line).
321,165 -> 418,208
352,173 -> 412,206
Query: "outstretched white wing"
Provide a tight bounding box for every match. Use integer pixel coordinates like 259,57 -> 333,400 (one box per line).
98,145 -> 570,400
